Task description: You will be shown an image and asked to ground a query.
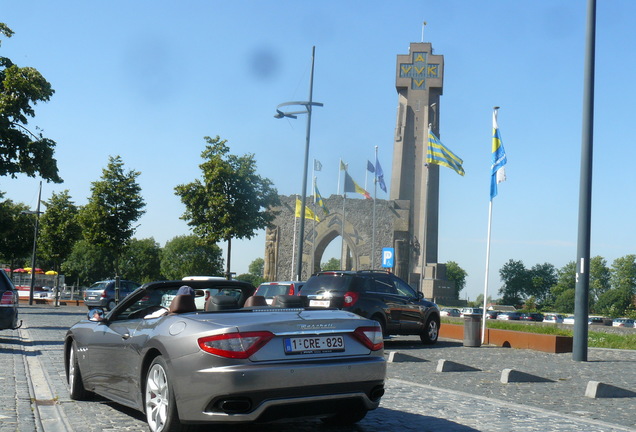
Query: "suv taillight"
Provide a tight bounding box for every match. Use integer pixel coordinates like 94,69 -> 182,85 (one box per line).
288,285 -> 295,295
1,291 -> 16,306
343,291 -> 359,307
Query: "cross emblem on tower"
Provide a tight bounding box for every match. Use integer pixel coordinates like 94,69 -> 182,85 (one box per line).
399,52 -> 440,90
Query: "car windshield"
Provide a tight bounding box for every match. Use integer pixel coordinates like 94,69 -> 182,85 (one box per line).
256,284 -> 291,297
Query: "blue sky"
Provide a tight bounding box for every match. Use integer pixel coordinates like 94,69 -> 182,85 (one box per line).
2,1 -> 635,300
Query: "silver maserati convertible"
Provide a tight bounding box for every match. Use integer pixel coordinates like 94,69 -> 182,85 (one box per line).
64,279 -> 386,432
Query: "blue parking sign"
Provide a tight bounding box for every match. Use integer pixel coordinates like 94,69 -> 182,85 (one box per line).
381,248 -> 394,268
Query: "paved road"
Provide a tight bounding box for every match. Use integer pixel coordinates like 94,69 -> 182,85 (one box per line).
0,305 -> 634,432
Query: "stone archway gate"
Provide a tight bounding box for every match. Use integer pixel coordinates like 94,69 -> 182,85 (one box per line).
263,194 -> 412,282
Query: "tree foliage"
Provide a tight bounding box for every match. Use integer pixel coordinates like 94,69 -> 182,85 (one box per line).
322,257 -> 340,271
0,24 -> 61,182
119,237 -> 162,283
0,196 -> 33,270
175,136 -> 279,276
445,261 -> 467,296
527,263 -> 557,303
61,240 -> 114,286
38,190 -> 81,272
498,259 -> 529,305
160,235 -> 223,280
79,155 -> 145,275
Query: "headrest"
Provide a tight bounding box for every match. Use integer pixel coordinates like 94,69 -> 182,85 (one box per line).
169,294 -> 197,314
271,295 -> 305,308
205,295 -> 239,311
244,295 -> 269,307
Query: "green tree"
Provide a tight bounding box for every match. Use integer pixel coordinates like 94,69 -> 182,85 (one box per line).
0,24 -> 61,182
237,257 -> 265,286
498,259 -> 529,306
160,235 -> 223,280
609,255 -> 636,295
79,156 -> 145,276
38,190 -> 81,275
527,263 -> 557,304
590,256 -> 611,304
322,257 -> 340,271
61,240 -> 113,286
546,261 -> 576,312
446,261 -> 467,297
249,258 -> 264,278
119,237 -> 162,283
0,197 -> 34,271
594,288 -> 633,318
175,136 -> 279,277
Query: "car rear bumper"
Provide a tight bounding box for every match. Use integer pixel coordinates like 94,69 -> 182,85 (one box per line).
173,356 -> 386,423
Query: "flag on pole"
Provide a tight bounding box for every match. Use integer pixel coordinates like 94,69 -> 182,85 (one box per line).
344,171 -> 371,199
295,198 -> 320,221
426,128 -> 465,176
490,107 -> 507,200
314,183 -> 329,214
314,159 -> 322,171
366,160 -> 375,173
374,157 -> 387,193
339,160 -> 348,171
367,159 -> 387,193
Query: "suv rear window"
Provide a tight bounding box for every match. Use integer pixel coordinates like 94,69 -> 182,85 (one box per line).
301,274 -> 356,294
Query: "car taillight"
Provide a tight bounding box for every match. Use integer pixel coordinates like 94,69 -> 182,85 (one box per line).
1,291 -> 16,306
288,285 -> 295,295
353,326 -> 384,351
198,331 -> 274,359
100,292 -> 107,298
343,291 -> 359,307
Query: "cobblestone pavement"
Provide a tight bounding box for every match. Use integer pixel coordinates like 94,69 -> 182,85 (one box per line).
0,304 -> 634,432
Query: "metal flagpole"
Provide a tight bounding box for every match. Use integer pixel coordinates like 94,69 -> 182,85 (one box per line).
481,200 -> 493,343
372,146 -> 378,268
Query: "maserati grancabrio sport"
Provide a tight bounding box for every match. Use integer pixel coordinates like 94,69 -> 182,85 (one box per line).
64,280 -> 386,432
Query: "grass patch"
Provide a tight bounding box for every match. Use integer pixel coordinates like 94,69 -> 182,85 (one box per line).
440,318 -> 636,350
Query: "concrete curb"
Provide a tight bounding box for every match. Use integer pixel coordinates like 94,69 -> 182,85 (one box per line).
19,325 -> 73,432
436,359 -> 481,372
585,381 -> 636,398
501,368 -> 554,383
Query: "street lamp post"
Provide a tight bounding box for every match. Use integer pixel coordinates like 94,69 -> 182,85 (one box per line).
274,46 -> 323,281
23,181 -> 42,306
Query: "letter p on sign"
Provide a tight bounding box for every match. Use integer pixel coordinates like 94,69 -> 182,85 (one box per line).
381,248 -> 394,268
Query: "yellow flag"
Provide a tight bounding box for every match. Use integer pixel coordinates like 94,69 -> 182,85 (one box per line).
295,198 -> 320,222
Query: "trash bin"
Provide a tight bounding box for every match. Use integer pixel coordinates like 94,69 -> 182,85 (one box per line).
463,314 -> 481,347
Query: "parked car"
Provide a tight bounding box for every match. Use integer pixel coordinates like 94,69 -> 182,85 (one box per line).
612,318 -> 635,328
83,280 -> 141,310
300,270 -> 441,344
255,281 -> 305,305
460,307 -> 483,317
0,271 -> 20,330
65,279 -> 386,431
563,316 -> 575,325
543,313 -> 564,323
496,311 -> 521,320
588,316 -> 610,326
486,310 -> 500,319
440,308 -> 460,317
520,313 -> 544,322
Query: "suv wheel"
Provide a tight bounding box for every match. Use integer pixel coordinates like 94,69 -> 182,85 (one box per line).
420,316 -> 439,344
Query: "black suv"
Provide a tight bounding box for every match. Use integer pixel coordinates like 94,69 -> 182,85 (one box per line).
301,270 -> 441,344
0,271 -> 20,330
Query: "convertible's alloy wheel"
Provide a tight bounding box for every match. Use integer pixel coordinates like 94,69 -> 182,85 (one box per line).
146,362 -> 170,432
68,346 -> 77,390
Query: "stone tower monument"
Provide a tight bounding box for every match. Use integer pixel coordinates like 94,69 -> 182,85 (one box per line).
390,42 -> 452,298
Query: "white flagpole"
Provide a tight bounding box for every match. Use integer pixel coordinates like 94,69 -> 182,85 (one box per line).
337,159 -> 342,195
291,196 -> 298,280
482,200 -> 493,343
